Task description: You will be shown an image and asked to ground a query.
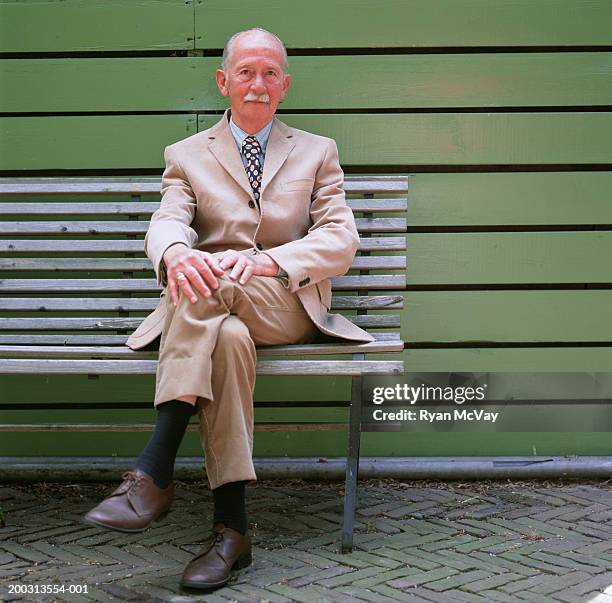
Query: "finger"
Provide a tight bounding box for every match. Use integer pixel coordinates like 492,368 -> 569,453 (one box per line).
238,263 -> 254,285
185,253 -> 216,292
190,254 -> 219,290
178,277 -> 199,304
182,267 -> 211,301
204,253 -> 226,276
169,276 -> 179,307
229,255 -> 247,280
219,250 -> 239,270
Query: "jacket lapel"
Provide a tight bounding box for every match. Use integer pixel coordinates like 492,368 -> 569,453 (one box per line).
207,110 -> 254,199
260,118 -> 295,196
207,109 -> 295,201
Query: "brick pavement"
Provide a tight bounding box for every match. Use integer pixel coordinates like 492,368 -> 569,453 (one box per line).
0,477 -> 611,602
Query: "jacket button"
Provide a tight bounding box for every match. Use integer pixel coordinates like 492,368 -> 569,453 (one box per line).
248,200 -> 255,208
299,277 -> 310,287
256,242 -> 263,250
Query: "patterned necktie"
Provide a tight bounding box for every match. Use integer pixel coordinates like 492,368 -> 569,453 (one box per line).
241,135 -> 262,206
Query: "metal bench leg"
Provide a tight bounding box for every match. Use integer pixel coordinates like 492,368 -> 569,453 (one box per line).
342,364 -> 363,553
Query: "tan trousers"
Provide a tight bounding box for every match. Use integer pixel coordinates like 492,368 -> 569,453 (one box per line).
154,273 -> 319,490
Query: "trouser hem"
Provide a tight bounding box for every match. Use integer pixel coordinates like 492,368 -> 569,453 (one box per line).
154,357 -> 213,408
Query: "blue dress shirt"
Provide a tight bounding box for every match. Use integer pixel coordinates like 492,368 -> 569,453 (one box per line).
229,114 -> 274,169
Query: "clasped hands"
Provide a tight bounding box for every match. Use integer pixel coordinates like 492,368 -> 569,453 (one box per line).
163,243 -> 280,306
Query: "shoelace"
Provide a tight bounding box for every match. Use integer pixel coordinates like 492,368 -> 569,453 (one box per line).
193,529 -> 225,560
122,470 -> 145,484
112,470 -> 144,496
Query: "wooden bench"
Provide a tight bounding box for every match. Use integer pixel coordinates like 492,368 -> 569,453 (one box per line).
0,175 -> 406,552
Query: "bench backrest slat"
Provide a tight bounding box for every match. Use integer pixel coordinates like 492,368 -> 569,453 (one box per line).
0,176 -> 408,195
0,332 -> 401,347
1,313 -> 400,330
0,175 -> 407,341
0,217 -> 406,235
0,256 -> 406,272
0,295 -> 403,312
0,198 -> 407,215
0,236 -> 406,253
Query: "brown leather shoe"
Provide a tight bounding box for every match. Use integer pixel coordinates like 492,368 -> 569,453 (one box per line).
82,469 -> 174,533
180,523 -> 252,590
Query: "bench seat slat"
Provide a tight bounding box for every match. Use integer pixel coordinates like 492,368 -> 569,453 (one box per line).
0,176 -> 408,196
0,198 -> 407,215
0,337 -> 403,358
0,332 -> 401,346
0,358 -> 404,375
0,255 -> 406,272
0,275 -> 406,292
0,236 -> 406,253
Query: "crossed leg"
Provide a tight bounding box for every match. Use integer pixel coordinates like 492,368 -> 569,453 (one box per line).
154,273 -> 318,489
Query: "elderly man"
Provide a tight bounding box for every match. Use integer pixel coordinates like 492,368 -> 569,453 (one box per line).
83,27 -> 373,590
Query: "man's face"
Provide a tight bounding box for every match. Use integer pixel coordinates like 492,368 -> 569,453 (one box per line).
216,33 -> 291,129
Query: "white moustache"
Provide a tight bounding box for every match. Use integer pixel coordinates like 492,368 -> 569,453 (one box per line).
244,93 -> 270,103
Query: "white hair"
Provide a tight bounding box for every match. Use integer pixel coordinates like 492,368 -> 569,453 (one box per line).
221,28 -> 288,74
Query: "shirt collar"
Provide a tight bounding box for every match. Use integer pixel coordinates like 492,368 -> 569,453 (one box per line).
229,113 -> 274,154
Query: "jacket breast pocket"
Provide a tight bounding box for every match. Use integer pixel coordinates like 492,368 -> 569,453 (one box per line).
281,178 -> 315,192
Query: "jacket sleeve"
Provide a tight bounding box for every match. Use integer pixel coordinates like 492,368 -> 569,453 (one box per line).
145,144 -> 199,287
260,138 -> 359,293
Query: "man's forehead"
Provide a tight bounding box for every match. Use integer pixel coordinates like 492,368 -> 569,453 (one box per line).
230,35 -> 284,64
233,55 -> 282,69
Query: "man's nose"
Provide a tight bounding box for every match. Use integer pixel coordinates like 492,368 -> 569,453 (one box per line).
250,73 -> 266,93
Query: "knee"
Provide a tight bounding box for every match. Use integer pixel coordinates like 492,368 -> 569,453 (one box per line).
172,276 -> 230,315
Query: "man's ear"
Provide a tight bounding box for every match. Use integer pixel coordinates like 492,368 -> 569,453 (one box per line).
216,69 -> 229,97
281,73 -> 292,98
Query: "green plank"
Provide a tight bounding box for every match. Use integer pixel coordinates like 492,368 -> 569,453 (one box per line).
198,113 -> 612,166
3,53 -> 612,113
2,114 -> 610,170
0,407 -> 348,428
280,52 -> 612,109
0,58 -> 203,114
195,0 -> 612,48
0,0 -> 194,53
398,291 -> 612,343
0,431 -> 610,457
0,374 -> 351,405
0,116 -> 197,171
407,173 -> 612,226
2,349 -> 612,456
405,232 -> 612,285
399,347 -> 612,373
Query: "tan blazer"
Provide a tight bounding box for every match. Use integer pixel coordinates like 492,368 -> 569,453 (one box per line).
126,109 -> 374,350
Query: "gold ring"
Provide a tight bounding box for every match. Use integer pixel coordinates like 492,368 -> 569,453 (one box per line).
176,272 -> 186,281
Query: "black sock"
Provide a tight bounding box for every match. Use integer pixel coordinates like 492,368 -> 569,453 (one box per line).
136,399 -> 197,489
213,480 -> 248,535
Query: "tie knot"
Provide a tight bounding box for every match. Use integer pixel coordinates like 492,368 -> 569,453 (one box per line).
242,136 -> 261,154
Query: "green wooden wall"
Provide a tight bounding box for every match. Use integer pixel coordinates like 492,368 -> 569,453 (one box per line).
1,1 -> 612,459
